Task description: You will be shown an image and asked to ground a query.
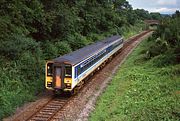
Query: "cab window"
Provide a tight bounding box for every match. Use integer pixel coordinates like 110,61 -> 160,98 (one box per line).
47,63 -> 53,76
65,65 -> 72,77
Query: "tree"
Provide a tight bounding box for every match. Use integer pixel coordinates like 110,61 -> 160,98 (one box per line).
150,12 -> 161,20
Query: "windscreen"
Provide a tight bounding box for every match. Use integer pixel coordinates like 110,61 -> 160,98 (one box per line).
47,63 -> 53,76
65,65 -> 72,77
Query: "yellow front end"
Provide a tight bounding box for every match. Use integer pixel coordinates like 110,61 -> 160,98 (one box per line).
64,78 -> 72,91
46,76 -> 53,90
45,62 -> 73,91
45,62 -> 53,90
45,76 -> 72,91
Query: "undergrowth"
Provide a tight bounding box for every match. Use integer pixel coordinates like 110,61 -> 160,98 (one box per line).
122,21 -> 146,39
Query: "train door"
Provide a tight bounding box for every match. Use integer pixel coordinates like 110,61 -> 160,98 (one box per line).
53,65 -> 65,89
55,67 -> 62,88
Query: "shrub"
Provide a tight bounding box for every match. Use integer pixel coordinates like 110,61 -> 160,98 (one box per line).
146,38 -> 169,58
55,41 -> 72,56
42,40 -> 58,59
87,33 -> 105,42
0,34 -> 38,60
66,33 -> 92,51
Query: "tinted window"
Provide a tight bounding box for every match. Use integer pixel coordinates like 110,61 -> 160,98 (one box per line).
47,63 -> 53,76
65,65 -> 72,77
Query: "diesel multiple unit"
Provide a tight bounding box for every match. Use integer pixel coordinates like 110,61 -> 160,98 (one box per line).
45,35 -> 124,93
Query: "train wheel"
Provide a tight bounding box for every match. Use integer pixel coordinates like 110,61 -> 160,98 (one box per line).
71,86 -> 79,95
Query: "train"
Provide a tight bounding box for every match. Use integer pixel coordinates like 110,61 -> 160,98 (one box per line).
45,35 -> 124,94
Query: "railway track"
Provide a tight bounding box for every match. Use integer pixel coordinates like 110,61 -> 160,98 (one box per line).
27,97 -> 70,121
5,30 -> 152,121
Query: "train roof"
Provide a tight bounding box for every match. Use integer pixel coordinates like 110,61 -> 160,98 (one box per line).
53,35 -> 123,65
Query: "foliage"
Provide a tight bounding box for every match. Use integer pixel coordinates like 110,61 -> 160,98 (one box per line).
134,9 -> 151,20
42,40 -> 72,59
146,37 -> 168,58
0,34 -> 39,59
146,11 -> 180,65
89,38 -> 180,121
0,35 -> 44,119
121,21 -> 146,39
150,12 -> 162,20
0,0 -> 158,119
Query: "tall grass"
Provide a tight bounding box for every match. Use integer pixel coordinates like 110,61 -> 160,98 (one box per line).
89,38 -> 180,121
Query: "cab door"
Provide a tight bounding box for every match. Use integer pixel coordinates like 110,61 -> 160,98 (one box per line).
53,65 -> 65,89
55,67 -> 62,88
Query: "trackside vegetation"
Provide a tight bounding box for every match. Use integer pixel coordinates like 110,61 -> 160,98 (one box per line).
0,0 -> 160,119
89,37 -> 180,121
89,11 -> 180,120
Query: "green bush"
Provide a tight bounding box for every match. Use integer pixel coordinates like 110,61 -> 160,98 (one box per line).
147,38 -> 168,57
0,87 -> 34,119
65,33 -> 92,51
0,33 -> 44,119
86,33 -> 105,42
42,40 -> 58,59
55,41 -> 72,56
43,40 -> 72,59
0,34 -> 39,60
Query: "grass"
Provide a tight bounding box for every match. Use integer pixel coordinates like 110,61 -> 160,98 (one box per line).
89,38 -> 180,121
0,87 -> 35,119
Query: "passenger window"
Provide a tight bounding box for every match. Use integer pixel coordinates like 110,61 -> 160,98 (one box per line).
78,67 -> 81,75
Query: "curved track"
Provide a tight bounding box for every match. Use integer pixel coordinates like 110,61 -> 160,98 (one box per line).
5,30 -> 152,121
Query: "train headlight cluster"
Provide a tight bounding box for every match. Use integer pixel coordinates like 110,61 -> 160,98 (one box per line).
66,83 -> 71,86
65,83 -> 71,89
47,82 -> 52,87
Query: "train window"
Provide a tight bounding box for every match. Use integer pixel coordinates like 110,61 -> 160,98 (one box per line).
47,63 -> 53,76
65,65 -> 72,77
78,67 -> 81,76
84,65 -> 88,72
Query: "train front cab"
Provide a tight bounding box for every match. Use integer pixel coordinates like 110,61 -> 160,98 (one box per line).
45,61 -> 73,93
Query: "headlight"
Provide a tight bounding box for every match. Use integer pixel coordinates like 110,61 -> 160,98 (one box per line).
67,83 -> 71,86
